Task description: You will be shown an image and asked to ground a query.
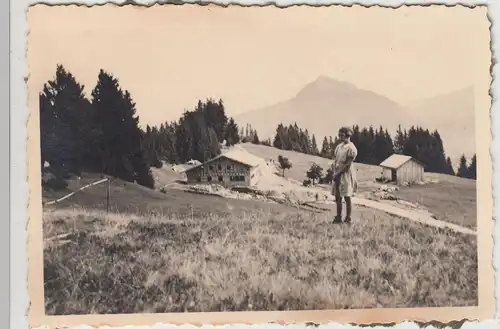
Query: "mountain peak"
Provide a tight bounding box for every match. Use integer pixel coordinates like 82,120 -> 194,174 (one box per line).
296,75 -> 358,99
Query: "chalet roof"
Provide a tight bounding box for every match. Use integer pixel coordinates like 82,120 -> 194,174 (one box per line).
219,148 -> 265,167
184,148 -> 265,172
379,154 -> 423,169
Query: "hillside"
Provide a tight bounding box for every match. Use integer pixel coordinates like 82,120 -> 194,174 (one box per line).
234,76 -> 476,167
41,173 -> 307,220
240,143 -> 382,186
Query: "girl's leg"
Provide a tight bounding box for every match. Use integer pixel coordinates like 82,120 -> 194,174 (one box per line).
335,195 -> 342,216
344,196 -> 352,223
333,183 -> 343,223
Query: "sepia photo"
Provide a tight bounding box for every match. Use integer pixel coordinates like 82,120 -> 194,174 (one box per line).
26,3 -> 494,328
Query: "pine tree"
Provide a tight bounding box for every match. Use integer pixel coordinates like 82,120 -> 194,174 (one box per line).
394,125 -> 407,154
372,126 -> 393,164
311,134 -> 319,155
207,127 -> 221,160
456,154 -> 469,178
90,69 -> 153,187
329,136 -> 336,157
467,154 -> 477,180
320,137 -> 330,158
273,124 -> 286,149
224,118 -> 240,146
239,127 -> 245,140
445,157 -> 455,176
252,130 -> 260,144
40,64 -> 91,176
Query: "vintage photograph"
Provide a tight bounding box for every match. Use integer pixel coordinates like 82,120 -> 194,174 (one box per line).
26,3 -> 494,327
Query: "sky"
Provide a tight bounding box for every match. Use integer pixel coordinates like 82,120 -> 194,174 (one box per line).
27,4 -> 490,127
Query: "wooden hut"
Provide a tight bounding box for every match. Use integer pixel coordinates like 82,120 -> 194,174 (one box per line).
379,154 -> 424,185
184,149 -> 265,187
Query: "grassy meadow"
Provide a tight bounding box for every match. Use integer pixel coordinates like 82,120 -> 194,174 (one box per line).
42,146 -> 479,315
43,199 -> 477,315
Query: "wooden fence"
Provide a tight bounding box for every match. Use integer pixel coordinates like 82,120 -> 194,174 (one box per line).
44,177 -> 112,212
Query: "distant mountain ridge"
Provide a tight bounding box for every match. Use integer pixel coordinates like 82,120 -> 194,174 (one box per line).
234,76 -> 475,166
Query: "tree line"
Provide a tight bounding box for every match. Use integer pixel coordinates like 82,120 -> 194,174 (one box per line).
141,99 -> 245,166
272,123 -> 320,155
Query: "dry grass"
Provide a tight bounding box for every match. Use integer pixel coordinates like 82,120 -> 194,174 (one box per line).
393,178 -> 477,229
43,204 -> 478,315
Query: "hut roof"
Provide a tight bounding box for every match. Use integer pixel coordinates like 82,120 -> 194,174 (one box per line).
379,154 -> 424,169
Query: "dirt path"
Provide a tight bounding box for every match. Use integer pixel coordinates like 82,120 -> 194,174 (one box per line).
351,197 -> 477,236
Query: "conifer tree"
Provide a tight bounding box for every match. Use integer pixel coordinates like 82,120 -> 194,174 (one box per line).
446,157 -> 455,176
273,124 -> 286,149
456,154 -> 469,178
224,118 -> 240,146
467,154 -> 477,180
39,64 -> 91,176
320,136 -> 332,158
320,136 -> 330,158
90,70 -> 153,186
394,125 -> 407,154
311,134 -> 319,155
252,130 -> 260,144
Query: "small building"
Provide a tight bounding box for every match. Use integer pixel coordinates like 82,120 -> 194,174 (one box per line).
379,154 -> 424,185
184,149 -> 265,187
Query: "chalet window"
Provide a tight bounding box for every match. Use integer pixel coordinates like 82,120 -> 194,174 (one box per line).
218,164 -> 222,170
209,165 -> 214,171
230,175 -> 245,182
227,165 -> 232,170
207,176 -> 212,182
218,176 -> 223,182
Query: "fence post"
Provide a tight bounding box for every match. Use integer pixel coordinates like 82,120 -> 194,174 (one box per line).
106,178 -> 110,213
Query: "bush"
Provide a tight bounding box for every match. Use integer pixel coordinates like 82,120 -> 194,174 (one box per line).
43,176 -> 69,191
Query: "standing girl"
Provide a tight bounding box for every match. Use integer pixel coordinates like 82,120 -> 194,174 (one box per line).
331,126 -> 358,224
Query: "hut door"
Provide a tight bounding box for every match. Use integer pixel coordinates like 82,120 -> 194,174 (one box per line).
391,169 -> 397,182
